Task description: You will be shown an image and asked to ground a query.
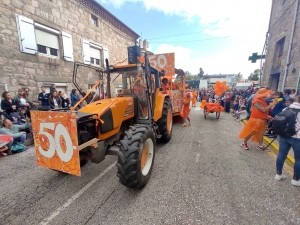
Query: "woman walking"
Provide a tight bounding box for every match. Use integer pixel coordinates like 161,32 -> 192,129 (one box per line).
275,96 -> 300,186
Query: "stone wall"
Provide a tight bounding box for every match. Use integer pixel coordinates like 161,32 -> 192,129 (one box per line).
0,0 -> 136,101
262,0 -> 300,91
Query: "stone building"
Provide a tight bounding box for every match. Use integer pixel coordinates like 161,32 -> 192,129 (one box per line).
262,0 -> 300,91
0,0 -> 139,101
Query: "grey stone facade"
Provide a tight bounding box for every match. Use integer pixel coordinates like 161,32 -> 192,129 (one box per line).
0,0 -> 138,101
262,0 -> 300,91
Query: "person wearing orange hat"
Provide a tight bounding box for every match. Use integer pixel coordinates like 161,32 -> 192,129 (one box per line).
239,88 -> 277,150
180,92 -> 192,127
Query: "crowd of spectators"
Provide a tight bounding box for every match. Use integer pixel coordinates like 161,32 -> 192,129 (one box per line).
0,84 -> 105,157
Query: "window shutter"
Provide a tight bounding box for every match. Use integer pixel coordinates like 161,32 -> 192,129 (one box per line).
62,32 -> 74,62
82,39 -> 90,64
103,47 -> 109,67
16,14 -> 37,54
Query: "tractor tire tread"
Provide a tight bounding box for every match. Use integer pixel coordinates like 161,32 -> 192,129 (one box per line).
117,125 -> 155,189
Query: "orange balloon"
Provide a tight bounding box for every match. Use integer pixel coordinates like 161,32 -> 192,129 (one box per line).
221,81 -> 226,85
216,81 -> 221,85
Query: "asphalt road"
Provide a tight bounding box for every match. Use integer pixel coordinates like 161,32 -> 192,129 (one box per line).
1,106 -> 300,225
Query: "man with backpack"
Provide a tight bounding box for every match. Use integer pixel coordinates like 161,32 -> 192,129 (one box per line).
273,96 -> 300,187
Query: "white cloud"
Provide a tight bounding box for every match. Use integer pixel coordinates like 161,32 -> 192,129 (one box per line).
99,0 -> 272,76
154,42 -> 262,78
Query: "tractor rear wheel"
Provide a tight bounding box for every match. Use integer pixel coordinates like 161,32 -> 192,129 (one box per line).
157,98 -> 173,143
117,126 -> 156,189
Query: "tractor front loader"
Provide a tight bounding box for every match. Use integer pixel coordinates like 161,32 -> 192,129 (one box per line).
31,53 -> 173,189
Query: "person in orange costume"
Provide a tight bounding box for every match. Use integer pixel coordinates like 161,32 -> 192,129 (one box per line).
192,90 -> 197,107
239,88 -> 277,151
180,92 -> 192,127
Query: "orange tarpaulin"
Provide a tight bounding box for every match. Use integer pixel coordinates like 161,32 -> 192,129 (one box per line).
200,100 -> 224,113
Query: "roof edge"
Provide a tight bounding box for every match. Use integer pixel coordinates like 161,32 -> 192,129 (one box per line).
76,0 -> 140,39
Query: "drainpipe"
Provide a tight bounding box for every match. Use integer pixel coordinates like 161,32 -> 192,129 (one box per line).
281,0 -> 299,92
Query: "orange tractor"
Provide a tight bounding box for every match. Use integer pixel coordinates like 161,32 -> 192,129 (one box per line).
31,51 -> 173,189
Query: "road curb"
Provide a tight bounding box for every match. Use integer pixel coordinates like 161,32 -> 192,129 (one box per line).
241,120 -> 295,167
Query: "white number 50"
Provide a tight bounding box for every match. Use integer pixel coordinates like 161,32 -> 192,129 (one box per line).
38,122 -> 74,162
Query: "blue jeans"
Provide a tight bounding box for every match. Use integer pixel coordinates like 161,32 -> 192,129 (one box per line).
276,136 -> 300,180
6,138 -> 13,149
14,134 -> 26,144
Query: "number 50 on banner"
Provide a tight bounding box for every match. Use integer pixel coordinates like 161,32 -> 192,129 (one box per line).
31,111 -> 81,176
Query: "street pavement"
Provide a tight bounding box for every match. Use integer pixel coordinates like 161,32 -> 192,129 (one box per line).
1,105 -> 300,225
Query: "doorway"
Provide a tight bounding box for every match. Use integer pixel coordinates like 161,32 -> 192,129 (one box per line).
269,73 -> 280,91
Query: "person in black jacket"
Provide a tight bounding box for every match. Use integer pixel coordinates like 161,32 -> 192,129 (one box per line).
48,90 -> 62,109
38,86 -> 50,109
1,91 -> 20,116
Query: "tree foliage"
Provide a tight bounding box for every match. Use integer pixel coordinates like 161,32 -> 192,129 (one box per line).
248,69 -> 260,81
197,67 -> 204,78
236,72 -> 242,81
186,74 -> 197,80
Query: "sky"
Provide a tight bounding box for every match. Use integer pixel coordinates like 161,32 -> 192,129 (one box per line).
97,0 -> 272,78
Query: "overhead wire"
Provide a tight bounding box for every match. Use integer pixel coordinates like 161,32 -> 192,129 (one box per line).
150,36 -> 230,43
146,28 -> 221,40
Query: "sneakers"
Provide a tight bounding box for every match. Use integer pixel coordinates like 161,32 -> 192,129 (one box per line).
275,174 -> 286,181
291,179 -> 300,187
256,145 -> 270,152
240,142 -> 249,150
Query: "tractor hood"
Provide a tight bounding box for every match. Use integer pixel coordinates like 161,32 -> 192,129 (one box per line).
78,97 -> 134,117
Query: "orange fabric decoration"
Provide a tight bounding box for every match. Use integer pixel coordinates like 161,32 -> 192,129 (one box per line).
238,118 -> 266,144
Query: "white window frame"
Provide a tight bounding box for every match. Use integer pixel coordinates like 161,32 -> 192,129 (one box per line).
82,39 -> 108,67
42,82 -> 68,95
16,14 -> 74,62
35,23 -> 60,58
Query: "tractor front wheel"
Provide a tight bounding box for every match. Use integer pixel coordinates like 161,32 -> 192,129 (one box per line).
157,98 -> 173,143
117,126 -> 156,189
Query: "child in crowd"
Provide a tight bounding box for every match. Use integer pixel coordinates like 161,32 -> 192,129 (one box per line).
285,98 -> 294,107
180,92 -> 191,127
235,105 -> 247,121
9,107 -> 26,125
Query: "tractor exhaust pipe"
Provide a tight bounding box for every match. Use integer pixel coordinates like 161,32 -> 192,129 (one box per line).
106,58 -> 111,98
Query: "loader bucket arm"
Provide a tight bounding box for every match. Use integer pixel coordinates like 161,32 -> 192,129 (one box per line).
72,62 -> 105,98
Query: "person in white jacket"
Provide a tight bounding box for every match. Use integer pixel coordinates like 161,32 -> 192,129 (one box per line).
275,98 -> 300,186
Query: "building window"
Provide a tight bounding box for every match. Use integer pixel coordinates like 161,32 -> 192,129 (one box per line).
35,28 -> 60,57
82,39 -> 109,66
16,14 -> 74,62
90,47 -> 101,66
91,14 -> 98,27
276,38 -> 285,67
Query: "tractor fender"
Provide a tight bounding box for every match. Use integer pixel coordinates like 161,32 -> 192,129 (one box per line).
154,92 -> 170,122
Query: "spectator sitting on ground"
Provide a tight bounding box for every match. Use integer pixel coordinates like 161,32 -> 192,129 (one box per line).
48,90 -> 62,109
284,89 -> 292,101
9,107 -> 26,125
38,86 -> 50,109
1,91 -> 20,116
235,105 -> 247,122
0,117 -> 31,146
